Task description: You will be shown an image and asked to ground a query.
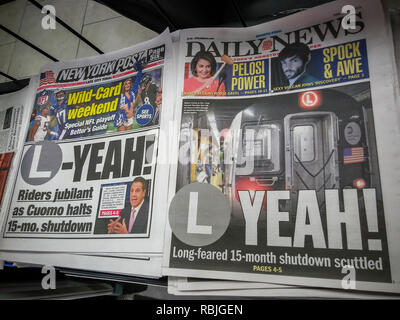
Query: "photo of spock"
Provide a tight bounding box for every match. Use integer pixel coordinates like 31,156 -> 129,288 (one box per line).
277,42 -> 319,89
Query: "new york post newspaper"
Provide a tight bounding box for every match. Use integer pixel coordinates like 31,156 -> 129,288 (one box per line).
0,30 -> 175,278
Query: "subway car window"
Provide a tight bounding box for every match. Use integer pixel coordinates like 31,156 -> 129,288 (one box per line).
293,125 -> 315,162
242,124 -> 280,172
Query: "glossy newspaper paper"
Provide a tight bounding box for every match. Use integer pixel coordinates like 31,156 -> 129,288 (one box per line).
164,0 -> 400,293
0,30 -> 174,269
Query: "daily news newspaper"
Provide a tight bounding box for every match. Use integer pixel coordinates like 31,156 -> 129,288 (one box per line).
163,0 -> 400,293
0,30 -> 174,263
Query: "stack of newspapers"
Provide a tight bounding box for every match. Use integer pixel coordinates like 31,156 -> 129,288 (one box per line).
1,0 -> 400,299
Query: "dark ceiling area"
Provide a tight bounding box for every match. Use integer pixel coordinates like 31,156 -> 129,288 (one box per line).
94,0 -> 335,33
0,0 -> 14,5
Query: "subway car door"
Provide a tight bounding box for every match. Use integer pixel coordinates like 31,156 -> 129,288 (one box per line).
284,112 -> 339,206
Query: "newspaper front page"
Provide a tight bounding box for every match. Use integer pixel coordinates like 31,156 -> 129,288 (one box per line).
163,0 -> 400,293
0,83 -> 36,212
0,81 -> 37,271
0,30 -> 174,265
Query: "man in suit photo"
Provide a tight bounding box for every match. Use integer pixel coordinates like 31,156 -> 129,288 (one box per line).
278,42 -> 319,88
107,177 -> 150,234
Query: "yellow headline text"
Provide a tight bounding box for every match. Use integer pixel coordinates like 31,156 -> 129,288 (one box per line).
67,82 -> 122,105
323,42 -> 363,78
67,98 -> 118,120
231,61 -> 266,91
